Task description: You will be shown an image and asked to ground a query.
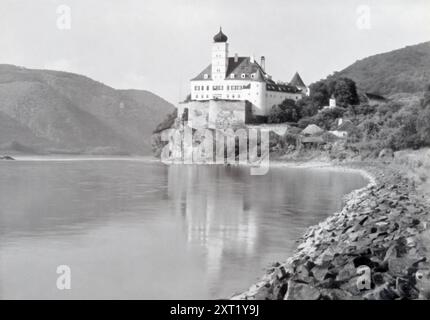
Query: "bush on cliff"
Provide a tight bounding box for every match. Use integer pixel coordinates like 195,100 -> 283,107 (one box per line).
268,99 -> 302,123
153,109 -> 177,134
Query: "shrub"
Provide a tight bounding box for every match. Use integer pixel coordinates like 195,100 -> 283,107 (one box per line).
361,119 -> 380,138
268,99 -> 302,123
297,117 -> 314,129
351,103 -> 377,116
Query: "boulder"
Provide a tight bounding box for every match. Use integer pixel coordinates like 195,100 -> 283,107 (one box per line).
284,281 -> 321,300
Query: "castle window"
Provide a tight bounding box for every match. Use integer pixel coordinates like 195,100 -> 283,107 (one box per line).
207,86 -> 209,90
251,73 -> 256,79
241,73 -> 246,78
201,86 -> 204,90
227,85 -> 229,90
230,74 -> 235,79
203,74 -> 208,79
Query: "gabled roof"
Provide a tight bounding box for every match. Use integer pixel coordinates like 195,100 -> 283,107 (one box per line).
301,124 -> 324,136
191,57 -> 266,81
290,72 -> 306,88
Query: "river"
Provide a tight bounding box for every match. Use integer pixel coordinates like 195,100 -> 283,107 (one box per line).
0,158 -> 367,299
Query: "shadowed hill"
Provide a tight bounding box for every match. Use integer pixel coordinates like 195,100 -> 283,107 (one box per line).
0,65 -> 175,155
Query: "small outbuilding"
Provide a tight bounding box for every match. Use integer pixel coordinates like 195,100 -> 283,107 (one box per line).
301,124 -> 324,136
301,136 -> 326,149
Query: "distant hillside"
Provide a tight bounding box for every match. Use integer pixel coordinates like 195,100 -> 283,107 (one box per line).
336,41 -> 430,97
0,65 -> 174,155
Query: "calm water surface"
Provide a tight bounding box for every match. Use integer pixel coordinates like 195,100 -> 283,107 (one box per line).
0,158 -> 367,299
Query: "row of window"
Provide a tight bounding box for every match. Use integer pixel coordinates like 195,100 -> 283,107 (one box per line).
202,73 -> 257,79
192,94 -> 299,100
194,94 -> 242,99
267,94 -> 300,100
193,85 -> 246,91
194,85 -> 209,91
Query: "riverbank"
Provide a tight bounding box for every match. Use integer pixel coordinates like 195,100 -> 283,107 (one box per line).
232,153 -> 430,300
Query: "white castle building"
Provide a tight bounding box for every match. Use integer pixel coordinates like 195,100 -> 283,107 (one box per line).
178,28 -> 308,127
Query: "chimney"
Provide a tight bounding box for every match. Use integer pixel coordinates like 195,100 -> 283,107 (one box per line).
260,56 -> 265,71
234,53 -> 238,63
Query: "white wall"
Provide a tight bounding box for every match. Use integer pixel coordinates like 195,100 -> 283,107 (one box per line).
190,81 -> 302,116
265,91 -> 302,112
190,79 -> 266,114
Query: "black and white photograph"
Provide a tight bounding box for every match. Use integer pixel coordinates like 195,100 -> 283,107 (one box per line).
1,0 -> 430,309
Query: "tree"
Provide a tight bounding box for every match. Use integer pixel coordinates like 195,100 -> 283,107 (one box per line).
418,105 -> 430,146
418,84 -> 430,145
422,83 -> 430,108
268,99 -> 302,123
331,77 -> 359,106
308,77 -> 359,108
309,80 -> 330,107
297,96 -> 319,117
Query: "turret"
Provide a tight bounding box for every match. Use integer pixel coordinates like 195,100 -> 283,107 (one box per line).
211,28 -> 229,81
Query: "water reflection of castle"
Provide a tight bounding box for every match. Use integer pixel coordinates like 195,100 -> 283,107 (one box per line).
165,164 -> 361,296
167,165 -> 258,278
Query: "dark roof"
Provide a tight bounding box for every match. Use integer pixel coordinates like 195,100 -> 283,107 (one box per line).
213,28 -> 228,43
191,57 -> 266,81
365,92 -> 387,101
191,58 -> 303,94
302,136 -> 325,144
289,72 -> 306,88
266,82 -> 301,93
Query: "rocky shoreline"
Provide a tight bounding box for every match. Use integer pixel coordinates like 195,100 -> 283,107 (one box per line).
0,155 -> 15,160
232,162 -> 430,300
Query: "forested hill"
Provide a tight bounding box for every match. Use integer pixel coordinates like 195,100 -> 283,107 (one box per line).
336,41 -> 430,96
0,65 -> 174,155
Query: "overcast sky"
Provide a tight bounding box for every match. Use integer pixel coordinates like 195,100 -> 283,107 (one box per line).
1,0 -> 429,104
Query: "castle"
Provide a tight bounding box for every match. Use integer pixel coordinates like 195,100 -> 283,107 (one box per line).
177,28 -> 308,128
